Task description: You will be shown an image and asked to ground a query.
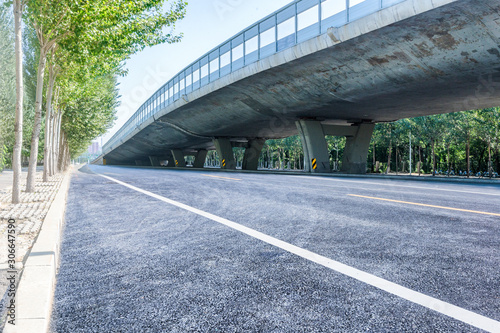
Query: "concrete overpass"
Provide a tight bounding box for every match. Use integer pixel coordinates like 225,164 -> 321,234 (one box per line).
102,0 -> 500,173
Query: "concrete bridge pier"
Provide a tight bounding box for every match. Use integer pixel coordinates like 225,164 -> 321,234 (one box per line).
242,139 -> 266,171
171,149 -> 186,167
214,138 -> 236,169
149,156 -> 161,167
192,150 -> 208,169
135,159 -> 149,166
341,123 -> 375,174
296,120 -> 331,173
296,120 -> 375,174
164,155 -> 176,168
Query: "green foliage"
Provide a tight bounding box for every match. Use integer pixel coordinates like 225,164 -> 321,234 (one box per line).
370,109 -> 500,174
59,0 -> 187,75
0,145 -> 7,172
0,8 -> 40,167
17,0 -> 187,167
61,74 -> 118,157
0,4 -> 15,163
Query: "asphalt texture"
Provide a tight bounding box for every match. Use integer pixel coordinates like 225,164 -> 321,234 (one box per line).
50,165 -> 500,332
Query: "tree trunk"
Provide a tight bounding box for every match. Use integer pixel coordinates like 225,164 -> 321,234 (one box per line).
43,63 -> 56,182
395,146 -> 399,175
372,142 -> 376,173
488,139 -> 492,178
267,147 -> 271,169
26,45 -> 49,192
52,111 -> 59,174
64,138 -> 70,171
432,139 -> 436,176
386,139 -> 392,174
58,132 -> 66,172
49,112 -> 55,176
418,146 -> 422,176
466,137 -> 470,178
50,110 -> 57,176
12,0 -> 23,204
447,144 -> 451,177
496,145 -> 500,177
54,111 -> 62,174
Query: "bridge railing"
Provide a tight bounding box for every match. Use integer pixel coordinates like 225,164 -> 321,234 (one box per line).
103,0 -> 405,153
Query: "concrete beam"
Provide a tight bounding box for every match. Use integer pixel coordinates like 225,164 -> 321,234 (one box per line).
193,149 -> 208,169
214,138 -> 236,169
242,139 -> 266,170
296,120 -> 331,173
322,125 -> 358,137
341,123 -> 375,174
149,156 -> 161,167
171,149 -> 186,167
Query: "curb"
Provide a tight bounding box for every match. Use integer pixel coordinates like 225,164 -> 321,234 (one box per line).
6,168 -> 73,333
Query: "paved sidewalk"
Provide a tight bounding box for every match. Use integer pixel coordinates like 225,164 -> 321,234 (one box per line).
0,170 -> 64,328
0,171 -> 16,191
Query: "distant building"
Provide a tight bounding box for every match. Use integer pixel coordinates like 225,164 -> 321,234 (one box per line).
87,141 -> 101,155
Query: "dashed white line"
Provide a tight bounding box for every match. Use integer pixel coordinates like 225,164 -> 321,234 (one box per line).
100,173 -> 500,333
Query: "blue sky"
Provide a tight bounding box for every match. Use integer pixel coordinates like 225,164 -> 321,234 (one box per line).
104,0 -> 293,143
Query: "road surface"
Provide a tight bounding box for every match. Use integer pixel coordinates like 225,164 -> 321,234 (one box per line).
50,165 -> 500,332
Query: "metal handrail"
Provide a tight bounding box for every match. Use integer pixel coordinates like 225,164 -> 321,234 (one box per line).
103,0 -> 405,153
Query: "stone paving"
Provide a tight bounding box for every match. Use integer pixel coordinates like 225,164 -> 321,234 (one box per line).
0,172 -> 64,327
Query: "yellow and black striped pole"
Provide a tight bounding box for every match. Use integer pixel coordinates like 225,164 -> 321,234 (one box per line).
222,159 -> 226,168
311,158 -> 317,170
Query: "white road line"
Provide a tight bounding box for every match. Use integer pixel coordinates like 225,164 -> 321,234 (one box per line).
291,175 -> 500,196
99,173 -> 500,333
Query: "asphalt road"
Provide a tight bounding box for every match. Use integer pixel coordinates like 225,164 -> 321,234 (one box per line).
50,165 -> 500,332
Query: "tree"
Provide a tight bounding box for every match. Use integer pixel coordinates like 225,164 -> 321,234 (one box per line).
24,0 -> 187,191
12,0 -> 24,203
0,4 -> 15,173
475,108 -> 500,177
60,74 -> 118,160
412,115 -> 445,176
450,111 -> 476,178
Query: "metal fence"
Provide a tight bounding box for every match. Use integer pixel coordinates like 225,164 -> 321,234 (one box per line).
103,0 -> 406,153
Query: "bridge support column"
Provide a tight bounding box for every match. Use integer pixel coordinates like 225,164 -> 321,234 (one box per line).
192,150 -> 208,168
242,139 -> 265,170
149,156 -> 161,167
171,149 -> 186,167
135,159 -> 148,166
296,120 -> 331,173
341,123 -> 375,174
165,155 -> 176,168
214,138 -> 236,169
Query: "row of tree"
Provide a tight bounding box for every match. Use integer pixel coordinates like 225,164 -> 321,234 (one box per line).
1,0 -> 187,203
256,109 -> 499,176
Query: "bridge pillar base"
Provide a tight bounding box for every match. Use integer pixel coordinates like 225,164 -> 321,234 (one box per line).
165,155 -> 176,168
341,123 -> 375,174
214,138 -> 236,169
193,150 -> 208,168
135,160 -> 148,166
242,139 -> 266,170
149,156 -> 161,167
296,120 -> 331,173
171,150 -> 186,167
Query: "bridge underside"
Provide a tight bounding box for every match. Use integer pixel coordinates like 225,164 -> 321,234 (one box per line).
104,0 -> 500,173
